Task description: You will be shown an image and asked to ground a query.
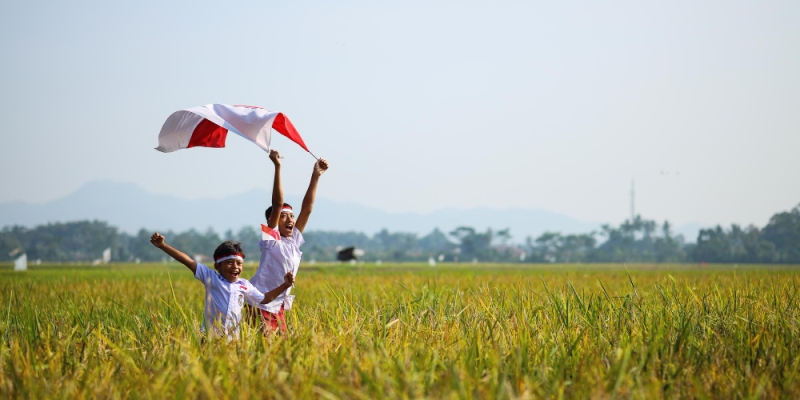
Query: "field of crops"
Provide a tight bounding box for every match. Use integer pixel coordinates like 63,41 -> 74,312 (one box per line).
1,263 -> 799,399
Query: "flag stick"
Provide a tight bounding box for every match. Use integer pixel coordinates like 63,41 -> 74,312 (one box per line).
307,151 -> 320,161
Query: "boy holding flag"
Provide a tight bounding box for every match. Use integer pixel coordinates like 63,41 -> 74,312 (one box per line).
247,149 -> 329,333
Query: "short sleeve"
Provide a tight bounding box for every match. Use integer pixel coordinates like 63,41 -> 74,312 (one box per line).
293,228 -> 305,247
241,279 -> 265,304
194,262 -> 212,282
259,239 -> 280,251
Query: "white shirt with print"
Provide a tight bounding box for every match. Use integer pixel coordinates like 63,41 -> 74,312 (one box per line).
194,262 -> 264,335
248,225 -> 304,313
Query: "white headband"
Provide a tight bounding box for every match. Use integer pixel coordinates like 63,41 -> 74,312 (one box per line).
281,206 -> 293,213
215,255 -> 244,263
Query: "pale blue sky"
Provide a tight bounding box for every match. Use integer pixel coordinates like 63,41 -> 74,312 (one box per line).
1,0 -> 798,228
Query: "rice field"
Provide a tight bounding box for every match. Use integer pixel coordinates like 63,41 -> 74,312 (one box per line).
1,263 -> 799,399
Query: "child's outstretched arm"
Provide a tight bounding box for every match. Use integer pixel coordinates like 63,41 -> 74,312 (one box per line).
260,272 -> 295,304
295,158 -> 329,232
267,149 -> 284,229
150,232 -> 197,274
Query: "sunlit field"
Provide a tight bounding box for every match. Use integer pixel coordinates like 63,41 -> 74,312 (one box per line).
1,263 -> 799,398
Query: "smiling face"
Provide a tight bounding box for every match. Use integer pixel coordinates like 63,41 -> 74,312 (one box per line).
278,210 -> 295,237
215,258 -> 244,283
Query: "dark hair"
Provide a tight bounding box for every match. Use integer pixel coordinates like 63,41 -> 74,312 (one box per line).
213,241 -> 245,263
265,203 -> 293,221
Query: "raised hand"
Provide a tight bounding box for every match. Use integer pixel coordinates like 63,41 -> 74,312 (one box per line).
313,158 -> 329,177
269,149 -> 281,166
150,233 -> 166,248
149,232 -> 196,272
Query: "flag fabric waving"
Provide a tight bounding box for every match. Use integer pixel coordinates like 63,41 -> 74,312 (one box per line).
155,104 -> 310,154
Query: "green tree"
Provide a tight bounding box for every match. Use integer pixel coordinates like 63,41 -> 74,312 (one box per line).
449,227 -> 494,262
761,204 -> 800,263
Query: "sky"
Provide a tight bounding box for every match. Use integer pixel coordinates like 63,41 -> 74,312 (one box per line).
1,0 -> 798,229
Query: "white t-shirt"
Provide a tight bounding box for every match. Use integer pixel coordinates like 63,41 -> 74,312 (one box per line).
194,262 -> 264,335
248,225 -> 304,313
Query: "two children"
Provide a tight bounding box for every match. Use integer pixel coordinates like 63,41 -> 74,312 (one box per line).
149,234 -> 294,337
151,149 -> 328,336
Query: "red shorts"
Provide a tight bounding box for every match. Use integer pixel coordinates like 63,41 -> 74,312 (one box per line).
261,305 -> 286,332
246,304 -> 286,333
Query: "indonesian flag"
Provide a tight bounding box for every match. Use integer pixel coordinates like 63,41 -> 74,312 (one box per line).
261,224 -> 281,241
155,104 -> 310,154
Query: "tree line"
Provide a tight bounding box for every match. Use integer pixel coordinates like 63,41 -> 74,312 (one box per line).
1,204 -> 798,264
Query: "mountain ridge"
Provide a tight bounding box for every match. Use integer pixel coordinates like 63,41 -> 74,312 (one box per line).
0,181 -> 700,241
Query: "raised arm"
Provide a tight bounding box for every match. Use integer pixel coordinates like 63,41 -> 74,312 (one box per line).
295,158 -> 329,232
260,272 -> 295,304
267,149 -> 284,229
150,232 -> 197,273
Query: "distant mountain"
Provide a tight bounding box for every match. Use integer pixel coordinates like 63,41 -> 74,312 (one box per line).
0,180 -> 620,241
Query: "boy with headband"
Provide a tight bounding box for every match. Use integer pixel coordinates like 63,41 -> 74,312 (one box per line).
247,149 -> 329,333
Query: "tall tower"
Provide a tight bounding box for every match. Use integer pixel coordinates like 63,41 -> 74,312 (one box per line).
630,179 -> 635,222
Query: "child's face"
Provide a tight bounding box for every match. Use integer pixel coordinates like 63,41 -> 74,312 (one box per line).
215,258 -> 244,283
278,211 -> 295,237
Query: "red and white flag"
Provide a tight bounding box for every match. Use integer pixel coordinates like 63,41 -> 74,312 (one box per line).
155,104 -> 310,154
261,224 -> 281,242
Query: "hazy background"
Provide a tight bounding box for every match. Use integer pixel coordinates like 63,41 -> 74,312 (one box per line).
1,0 -> 798,233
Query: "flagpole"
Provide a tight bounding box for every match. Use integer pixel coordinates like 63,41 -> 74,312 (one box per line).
307,151 -> 320,161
